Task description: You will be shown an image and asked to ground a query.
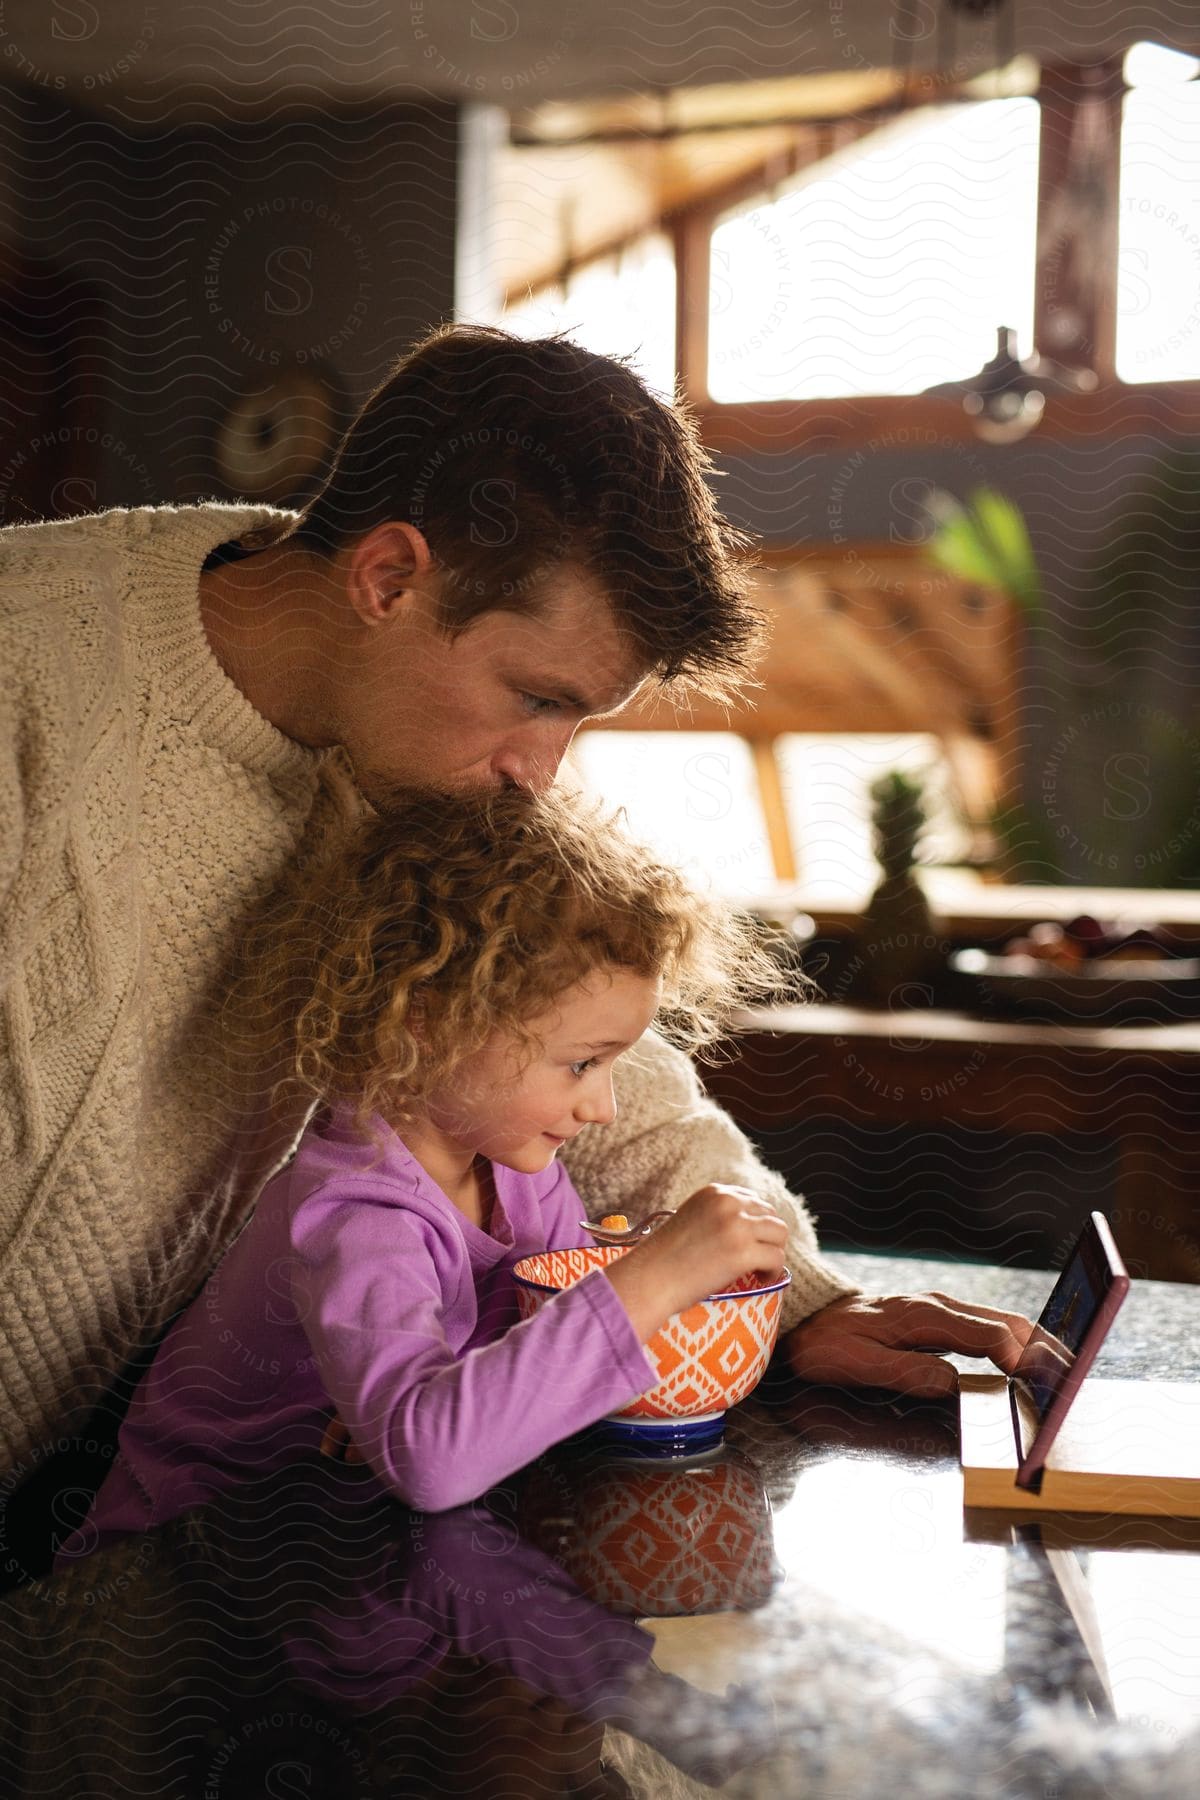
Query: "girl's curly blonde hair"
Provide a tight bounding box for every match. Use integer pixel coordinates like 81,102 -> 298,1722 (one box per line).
222,783 -> 786,1143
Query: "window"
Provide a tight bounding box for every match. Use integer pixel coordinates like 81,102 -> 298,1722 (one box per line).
502,232 -> 677,399
776,734 -> 971,905
569,732 -> 775,900
1116,42 -> 1200,384
571,729 -> 971,906
707,98 -> 1041,403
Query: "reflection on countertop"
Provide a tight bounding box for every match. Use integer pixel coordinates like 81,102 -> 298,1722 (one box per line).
3,1252 -> 1200,1798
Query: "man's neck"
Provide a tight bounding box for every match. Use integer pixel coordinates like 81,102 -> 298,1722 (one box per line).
197,547 -> 339,748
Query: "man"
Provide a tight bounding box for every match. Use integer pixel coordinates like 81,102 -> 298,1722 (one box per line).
0,324 -> 1028,1567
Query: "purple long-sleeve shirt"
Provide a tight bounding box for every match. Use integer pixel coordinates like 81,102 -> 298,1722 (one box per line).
56,1104 -> 657,1562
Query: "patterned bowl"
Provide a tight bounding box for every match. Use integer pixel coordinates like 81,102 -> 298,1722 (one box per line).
512,1246 -> 790,1422
519,1449 -> 779,1618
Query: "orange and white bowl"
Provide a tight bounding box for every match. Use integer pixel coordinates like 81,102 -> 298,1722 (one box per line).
512,1245 -> 790,1422
520,1449 -> 779,1617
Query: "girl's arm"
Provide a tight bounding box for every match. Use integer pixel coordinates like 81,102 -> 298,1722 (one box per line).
282,1501 -> 656,1719
290,1178 -> 657,1514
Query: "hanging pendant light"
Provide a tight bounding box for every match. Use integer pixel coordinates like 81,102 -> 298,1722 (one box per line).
906,0 -> 1097,441
923,325 -> 1097,443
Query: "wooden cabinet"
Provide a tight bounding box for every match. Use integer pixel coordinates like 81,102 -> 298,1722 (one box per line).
703,1003 -> 1200,1283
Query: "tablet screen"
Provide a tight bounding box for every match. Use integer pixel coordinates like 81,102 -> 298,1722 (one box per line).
1014,1240 -> 1104,1418
1009,1212 -> 1129,1489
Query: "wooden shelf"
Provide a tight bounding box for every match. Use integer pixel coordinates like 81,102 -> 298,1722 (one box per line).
743,873 -> 1200,944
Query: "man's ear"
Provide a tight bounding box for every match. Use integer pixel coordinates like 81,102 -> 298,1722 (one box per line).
345,521 -> 434,627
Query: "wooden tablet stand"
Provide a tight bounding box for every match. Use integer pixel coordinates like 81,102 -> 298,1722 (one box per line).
959,1374 -> 1200,1517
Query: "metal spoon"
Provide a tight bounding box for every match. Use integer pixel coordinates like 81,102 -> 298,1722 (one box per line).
579,1209 -> 676,1246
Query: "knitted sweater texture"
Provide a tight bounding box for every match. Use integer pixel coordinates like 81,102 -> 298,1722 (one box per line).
0,501 -> 857,1479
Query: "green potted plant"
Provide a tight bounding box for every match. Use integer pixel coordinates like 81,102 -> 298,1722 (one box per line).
923,486 -> 1041,618
923,485 -> 1058,883
924,466 -> 1200,888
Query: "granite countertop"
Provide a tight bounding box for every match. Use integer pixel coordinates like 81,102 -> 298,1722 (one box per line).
825,1249 -> 1199,1384
3,1252 -> 1199,1799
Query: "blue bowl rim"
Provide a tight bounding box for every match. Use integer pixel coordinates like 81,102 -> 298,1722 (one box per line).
599,1408 -> 727,1430
512,1259 -> 792,1304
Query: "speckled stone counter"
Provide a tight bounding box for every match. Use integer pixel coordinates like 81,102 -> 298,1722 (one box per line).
3,1253 -> 1199,1798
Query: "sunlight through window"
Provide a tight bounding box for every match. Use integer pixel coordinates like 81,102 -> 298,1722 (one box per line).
776,734 -> 969,903
1117,44 -> 1200,383
570,731 -> 969,906
569,732 -> 775,900
708,99 -> 1040,402
503,233 -> 677,399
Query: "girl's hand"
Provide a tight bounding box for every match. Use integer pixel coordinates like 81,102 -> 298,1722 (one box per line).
319,1410 -> 366,1465
602,1184 -> 788,1343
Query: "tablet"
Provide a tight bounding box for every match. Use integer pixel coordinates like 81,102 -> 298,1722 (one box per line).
1010,1212 -> 1130,1493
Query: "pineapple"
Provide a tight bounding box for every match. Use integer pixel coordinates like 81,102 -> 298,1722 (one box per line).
846,771 -> 943,1007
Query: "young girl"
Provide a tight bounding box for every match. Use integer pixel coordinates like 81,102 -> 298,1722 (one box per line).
57,786 -> 788,1559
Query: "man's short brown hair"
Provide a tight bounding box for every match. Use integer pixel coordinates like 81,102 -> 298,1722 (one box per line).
284,324 -> 764,702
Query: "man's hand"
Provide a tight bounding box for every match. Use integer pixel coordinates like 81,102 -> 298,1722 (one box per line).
783,1291 -> 1035,1400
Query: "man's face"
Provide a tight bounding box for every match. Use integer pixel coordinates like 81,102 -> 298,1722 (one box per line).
336,564 -> 647,802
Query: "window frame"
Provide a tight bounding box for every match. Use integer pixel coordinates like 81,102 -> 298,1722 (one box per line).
683,54 -> 1200,429
508,55 -> 1200,434
516,53 -> 1197,895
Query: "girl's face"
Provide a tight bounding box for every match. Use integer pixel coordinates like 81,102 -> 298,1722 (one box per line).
424,965 -> 663,1175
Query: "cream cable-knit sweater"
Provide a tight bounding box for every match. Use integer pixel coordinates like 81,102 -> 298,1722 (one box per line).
0,501 -> 856,1480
